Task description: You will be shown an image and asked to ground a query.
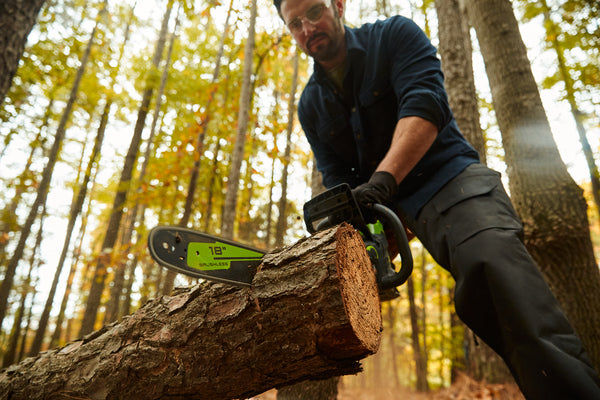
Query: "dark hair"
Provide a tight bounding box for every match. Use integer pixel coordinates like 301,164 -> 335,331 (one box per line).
274,0 -> 283,16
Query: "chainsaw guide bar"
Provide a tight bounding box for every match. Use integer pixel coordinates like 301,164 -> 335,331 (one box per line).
148,226 -> 265,287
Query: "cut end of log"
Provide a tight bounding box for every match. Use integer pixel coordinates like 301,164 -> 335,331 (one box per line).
316,223 -> 382,359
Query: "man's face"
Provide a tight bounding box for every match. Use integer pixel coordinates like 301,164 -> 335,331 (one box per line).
280,0 -> 346,69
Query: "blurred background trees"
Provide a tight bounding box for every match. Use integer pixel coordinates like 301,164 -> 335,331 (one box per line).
1,0 -> 599,396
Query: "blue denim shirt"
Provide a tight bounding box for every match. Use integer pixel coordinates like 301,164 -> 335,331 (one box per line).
298,15 -> 480,217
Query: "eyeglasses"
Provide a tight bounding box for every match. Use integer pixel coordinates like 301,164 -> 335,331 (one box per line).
286,3 -> 329,33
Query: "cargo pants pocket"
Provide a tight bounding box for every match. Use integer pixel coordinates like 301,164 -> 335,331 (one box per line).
410,164 -> 523,266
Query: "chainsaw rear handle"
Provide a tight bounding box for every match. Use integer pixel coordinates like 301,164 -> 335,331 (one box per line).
371,203 -> 413,289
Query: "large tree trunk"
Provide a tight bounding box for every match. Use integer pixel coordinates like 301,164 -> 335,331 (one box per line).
0,224 -> 382,400
465,0 -> 600,370
538,0 -> 600,224
435,0 -> 513,382
0,0 -> 46,107
435,0 -> 486,163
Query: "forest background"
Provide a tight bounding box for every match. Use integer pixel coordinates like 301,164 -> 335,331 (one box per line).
0,0 -> 599,397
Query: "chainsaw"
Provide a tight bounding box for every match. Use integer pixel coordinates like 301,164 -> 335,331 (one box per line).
148,183 -> 413,300
303,183 -> 413,300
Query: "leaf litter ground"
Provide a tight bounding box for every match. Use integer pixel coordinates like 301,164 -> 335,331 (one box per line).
250,373 -> 525,400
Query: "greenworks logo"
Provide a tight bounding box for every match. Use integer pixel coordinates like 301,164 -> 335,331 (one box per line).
187,241 -> 263,271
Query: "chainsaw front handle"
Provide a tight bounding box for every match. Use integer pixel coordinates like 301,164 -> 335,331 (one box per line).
371,203 -> 414,289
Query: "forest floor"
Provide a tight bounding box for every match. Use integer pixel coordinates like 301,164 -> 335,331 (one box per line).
251,373 -> 525,400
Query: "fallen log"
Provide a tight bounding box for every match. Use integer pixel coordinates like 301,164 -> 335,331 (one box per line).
0,223 -> 382,400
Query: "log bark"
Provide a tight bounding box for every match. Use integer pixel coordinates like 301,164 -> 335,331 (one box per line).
0,223 -> 382,400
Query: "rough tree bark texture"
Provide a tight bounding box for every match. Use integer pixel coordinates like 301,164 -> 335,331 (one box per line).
0,224 -> 382,400
465,0 -> 600,369
0,0 -> 46,107
435,0 -> 486,164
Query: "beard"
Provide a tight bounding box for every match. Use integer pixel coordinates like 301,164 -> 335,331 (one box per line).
304,15 -> 345,64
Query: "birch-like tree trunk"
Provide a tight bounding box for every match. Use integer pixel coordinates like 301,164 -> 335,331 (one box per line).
2,248 -> 35,367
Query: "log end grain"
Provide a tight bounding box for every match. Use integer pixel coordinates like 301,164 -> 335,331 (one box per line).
316,223 -> 382,359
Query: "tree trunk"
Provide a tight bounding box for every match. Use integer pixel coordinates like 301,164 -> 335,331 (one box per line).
204,139 -> 223,233
538,0 -> 600,224
239,132 -> 258,242
221,0 -> 257,239
203,54 -> 234,236
2,261 -> 34,368
49,173 -> 98,348
0,0 -> 46,107
435,0 -> 486,163
0,224 -> 382,400
277,146 -> 340,400
0,1 -> 105,329
436,270 -> 446,385
449,309 -> 462,383
277,378 -> 340,400
275,51 -> 300,248
28,97 -> 108,356
0,127 -> 42,265
465,0 -> 600,370
386,304 -> 401,388
79,0 -> 174,336
435,0 -> 513,381
407,275 -> 428,391
17,285 -> 36,362
103,4 -> 148,324
311,159 -> 327,197
179,0 -> 231,229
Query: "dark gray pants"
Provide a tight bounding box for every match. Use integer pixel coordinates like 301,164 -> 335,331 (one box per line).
399,163 -> 600,399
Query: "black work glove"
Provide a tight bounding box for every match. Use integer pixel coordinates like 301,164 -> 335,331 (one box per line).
352,171 -> 398,209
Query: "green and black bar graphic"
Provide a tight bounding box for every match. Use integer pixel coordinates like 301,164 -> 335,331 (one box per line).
148,226 -> 265,287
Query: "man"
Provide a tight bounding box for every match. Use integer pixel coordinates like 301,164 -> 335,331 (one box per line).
273,0 -> 600,398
